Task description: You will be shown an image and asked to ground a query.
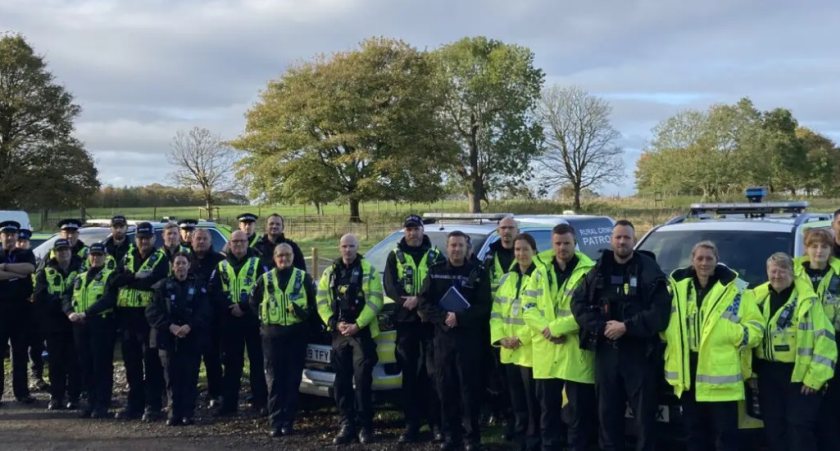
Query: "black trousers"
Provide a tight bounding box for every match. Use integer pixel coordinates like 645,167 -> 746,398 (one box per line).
485,343 -> 511,423
202,317 -> 223,399
595,346 -> 659,451
263,330 -> 307,429
758,361 -> 822,451
395,323 -> 440,431
160,338 -> 202,420
505,364 -> 540,450
46,330 -> 81,402
535,378 -> 596,451
74,315 -> 116,412
118,308 -> 164,413
220,315 -> 267,411
332,330 -> 378,430
681,390 -> 739,451
536,379 -> 567,451
818,370 -> 840,451
0,301 -> 30,400
26,302 -> 45,378
435,331 -> 484,445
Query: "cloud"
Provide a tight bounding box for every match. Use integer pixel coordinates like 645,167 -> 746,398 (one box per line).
2,0 -> 838,196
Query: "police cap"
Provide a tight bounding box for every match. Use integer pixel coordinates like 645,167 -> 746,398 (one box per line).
135,222 -> 154,238
404,214 -> 423,228
111,215 -> 127,226
178,219 -> 198,230
17,228 -> 32,240
0,221 -> 21,233
57,219 -> 82,231
53,239 -> 71,250
88,243 -> 106,255
237,213 -> 258,223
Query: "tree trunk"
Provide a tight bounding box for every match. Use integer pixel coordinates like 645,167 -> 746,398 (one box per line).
349,199 -> 362,223
573,184 -> 582,211
468,175 -> 483,213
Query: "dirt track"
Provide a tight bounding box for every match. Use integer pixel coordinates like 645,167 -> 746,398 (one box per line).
1,377 -> 511,450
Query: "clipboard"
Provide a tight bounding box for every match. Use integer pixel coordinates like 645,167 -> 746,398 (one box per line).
439,286 -> 471,313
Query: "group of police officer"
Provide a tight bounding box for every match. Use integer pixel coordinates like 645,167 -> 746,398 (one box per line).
5,211 -> 840,451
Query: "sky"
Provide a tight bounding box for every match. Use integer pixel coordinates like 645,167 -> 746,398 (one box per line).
2,0 -> 838,197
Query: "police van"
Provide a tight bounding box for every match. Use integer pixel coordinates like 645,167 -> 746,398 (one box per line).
300,212 -> 615,397
634,188 -> 832,445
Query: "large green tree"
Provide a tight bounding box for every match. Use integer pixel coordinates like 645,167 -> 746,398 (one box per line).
636,97 -> 819,199
232,37 -> 455,221
433,37 -> 544,212
0,34 -> 99,208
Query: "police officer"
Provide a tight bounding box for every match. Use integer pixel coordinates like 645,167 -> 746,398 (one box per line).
16,228 -> 32,249
317,233 -> 384,445
571,220 -> 671,451
190,227 -> 226,408
35,239 -> 83,410
238,213 -> 260,248
17,227 -> 48,393
54,219 -> 89,263
251,243 -> 316,438
793,228 -> 840,451
103,215 -> 131,271
663,241 -> 764,451
522,224 -> 597,451
831,208 -> 840,258
491,233 -> 543,451
178,219 -> 198,248
209,230 -> 268,416
112,222 -> 169,421
254,213 -> 306,271
419,231 -> 492,451
750,252 -> 837,451
146,251 -> 211,426
63,243 -> 119,418
162,222 -> 192,261
0,220 -> 37,405
484,216 -> 518,435
383,214 -> 444,444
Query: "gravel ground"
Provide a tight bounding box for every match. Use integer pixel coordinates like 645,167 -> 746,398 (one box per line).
2,365 -> 513,450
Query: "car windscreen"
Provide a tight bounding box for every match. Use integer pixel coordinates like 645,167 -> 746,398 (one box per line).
33,228 -> 113,262
636,229 -> 793,288
364,230 -> 488,275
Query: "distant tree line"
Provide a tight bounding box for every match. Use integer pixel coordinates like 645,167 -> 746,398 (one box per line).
92,184 -> 249,209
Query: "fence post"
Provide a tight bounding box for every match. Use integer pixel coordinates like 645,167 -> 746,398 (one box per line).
312,247 -> 319,276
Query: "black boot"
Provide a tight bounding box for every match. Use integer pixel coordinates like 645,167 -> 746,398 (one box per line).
332,424 -> 356,445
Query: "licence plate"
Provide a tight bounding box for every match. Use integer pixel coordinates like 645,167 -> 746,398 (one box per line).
306,344 -> 331,364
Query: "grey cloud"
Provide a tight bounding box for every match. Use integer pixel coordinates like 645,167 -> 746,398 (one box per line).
2,0 -> 838,195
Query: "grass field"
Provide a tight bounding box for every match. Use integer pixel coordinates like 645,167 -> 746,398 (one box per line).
28,195 -> 840,250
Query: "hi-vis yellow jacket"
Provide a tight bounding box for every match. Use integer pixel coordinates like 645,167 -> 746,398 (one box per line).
663,265 -> 763,401
490,259 -> 546,367
793,256 -> 840,332
751,279 -> 837,390
522,250 -> 596,383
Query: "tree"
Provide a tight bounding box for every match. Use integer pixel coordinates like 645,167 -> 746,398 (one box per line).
433,37 -> 544,212
0,33 -> 99,208
232,37 -> 455,221
635,98 -> 812,199
536,86 -> 623,210
797,127 -> 840,196
167,127 -> 238,218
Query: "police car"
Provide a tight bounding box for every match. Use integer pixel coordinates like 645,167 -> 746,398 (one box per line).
634,188 -> 833,443
300,212 -> 615,397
